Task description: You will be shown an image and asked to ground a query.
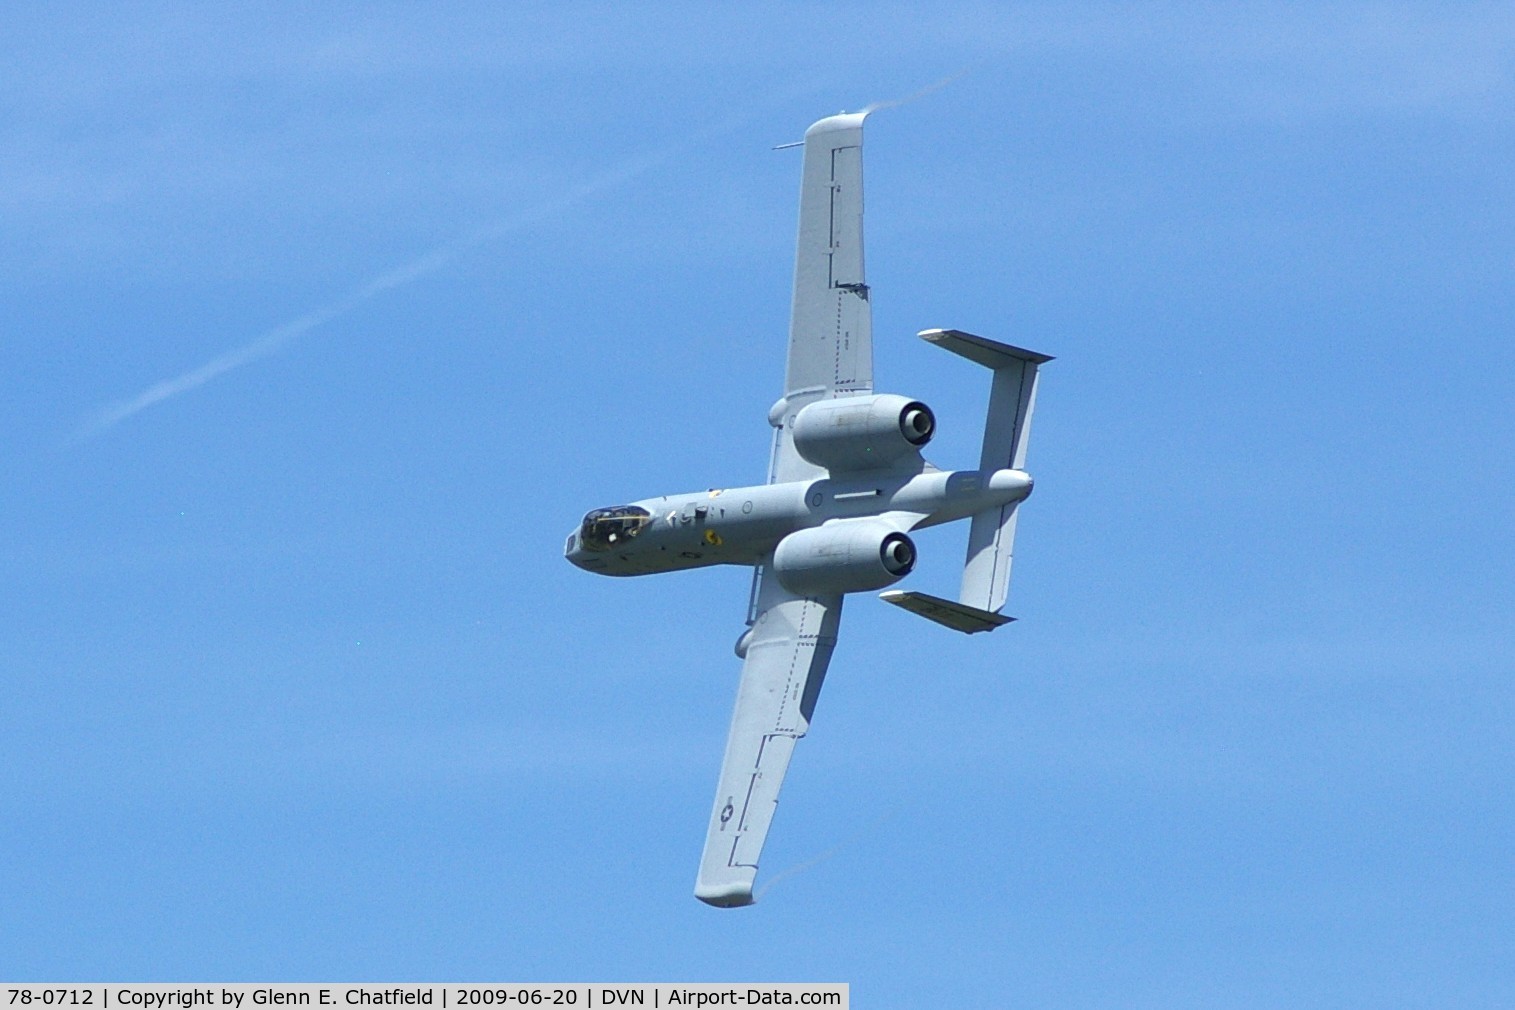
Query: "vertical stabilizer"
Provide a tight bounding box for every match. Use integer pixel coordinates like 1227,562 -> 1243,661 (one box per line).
919,329 -> 1052,615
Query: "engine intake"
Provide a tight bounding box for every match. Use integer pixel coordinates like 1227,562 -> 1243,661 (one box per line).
772,521 -> 917,597
791,394 -> 935,473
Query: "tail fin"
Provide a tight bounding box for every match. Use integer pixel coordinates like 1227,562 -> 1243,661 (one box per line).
919,329 -> 1052,615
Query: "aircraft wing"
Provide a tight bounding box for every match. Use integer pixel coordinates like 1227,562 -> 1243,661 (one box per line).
695,568 -> 843,906
766,112 -> 874,485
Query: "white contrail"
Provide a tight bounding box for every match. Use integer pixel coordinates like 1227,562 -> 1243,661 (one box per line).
82,249 -> 456,436
78,134 -> 709,439
755,810 -> 899,901
859,68 -> 972,116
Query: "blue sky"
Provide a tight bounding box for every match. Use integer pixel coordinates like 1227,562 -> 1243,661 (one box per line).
4,3 -> 1513,1004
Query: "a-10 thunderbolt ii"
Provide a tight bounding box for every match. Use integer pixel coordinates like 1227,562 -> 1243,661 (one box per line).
565,110 -> 1052,907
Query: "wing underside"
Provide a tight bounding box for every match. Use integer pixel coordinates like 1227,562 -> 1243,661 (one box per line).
696,568 -> 842,907
699,112 -> 875,907
766,112 -> 874,486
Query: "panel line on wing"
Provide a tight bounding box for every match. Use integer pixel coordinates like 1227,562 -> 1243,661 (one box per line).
737,738 -> 768,835
773,596 -> 813,733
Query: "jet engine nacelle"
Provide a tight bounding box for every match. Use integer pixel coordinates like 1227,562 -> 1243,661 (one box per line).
790,394 -> 935,473
772,521 -> 917,597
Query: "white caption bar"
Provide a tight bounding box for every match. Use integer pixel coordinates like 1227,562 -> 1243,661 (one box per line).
1,986 -> 847,1010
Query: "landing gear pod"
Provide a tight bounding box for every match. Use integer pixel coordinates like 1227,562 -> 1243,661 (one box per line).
772,521 -> 917,597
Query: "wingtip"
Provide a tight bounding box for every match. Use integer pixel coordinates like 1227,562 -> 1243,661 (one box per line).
695,881 -> 756,908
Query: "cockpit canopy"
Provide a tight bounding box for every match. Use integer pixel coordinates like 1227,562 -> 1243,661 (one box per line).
579,505 -> 653,552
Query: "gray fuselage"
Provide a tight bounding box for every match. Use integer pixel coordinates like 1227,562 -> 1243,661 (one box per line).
564,466 -> 1032,578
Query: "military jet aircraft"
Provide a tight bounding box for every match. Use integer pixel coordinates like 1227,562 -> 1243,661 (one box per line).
566,111 -> 1051,907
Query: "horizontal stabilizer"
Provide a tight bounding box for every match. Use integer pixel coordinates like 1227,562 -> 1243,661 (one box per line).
879,590 -> 1014,634
918,328 -> 1053,371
